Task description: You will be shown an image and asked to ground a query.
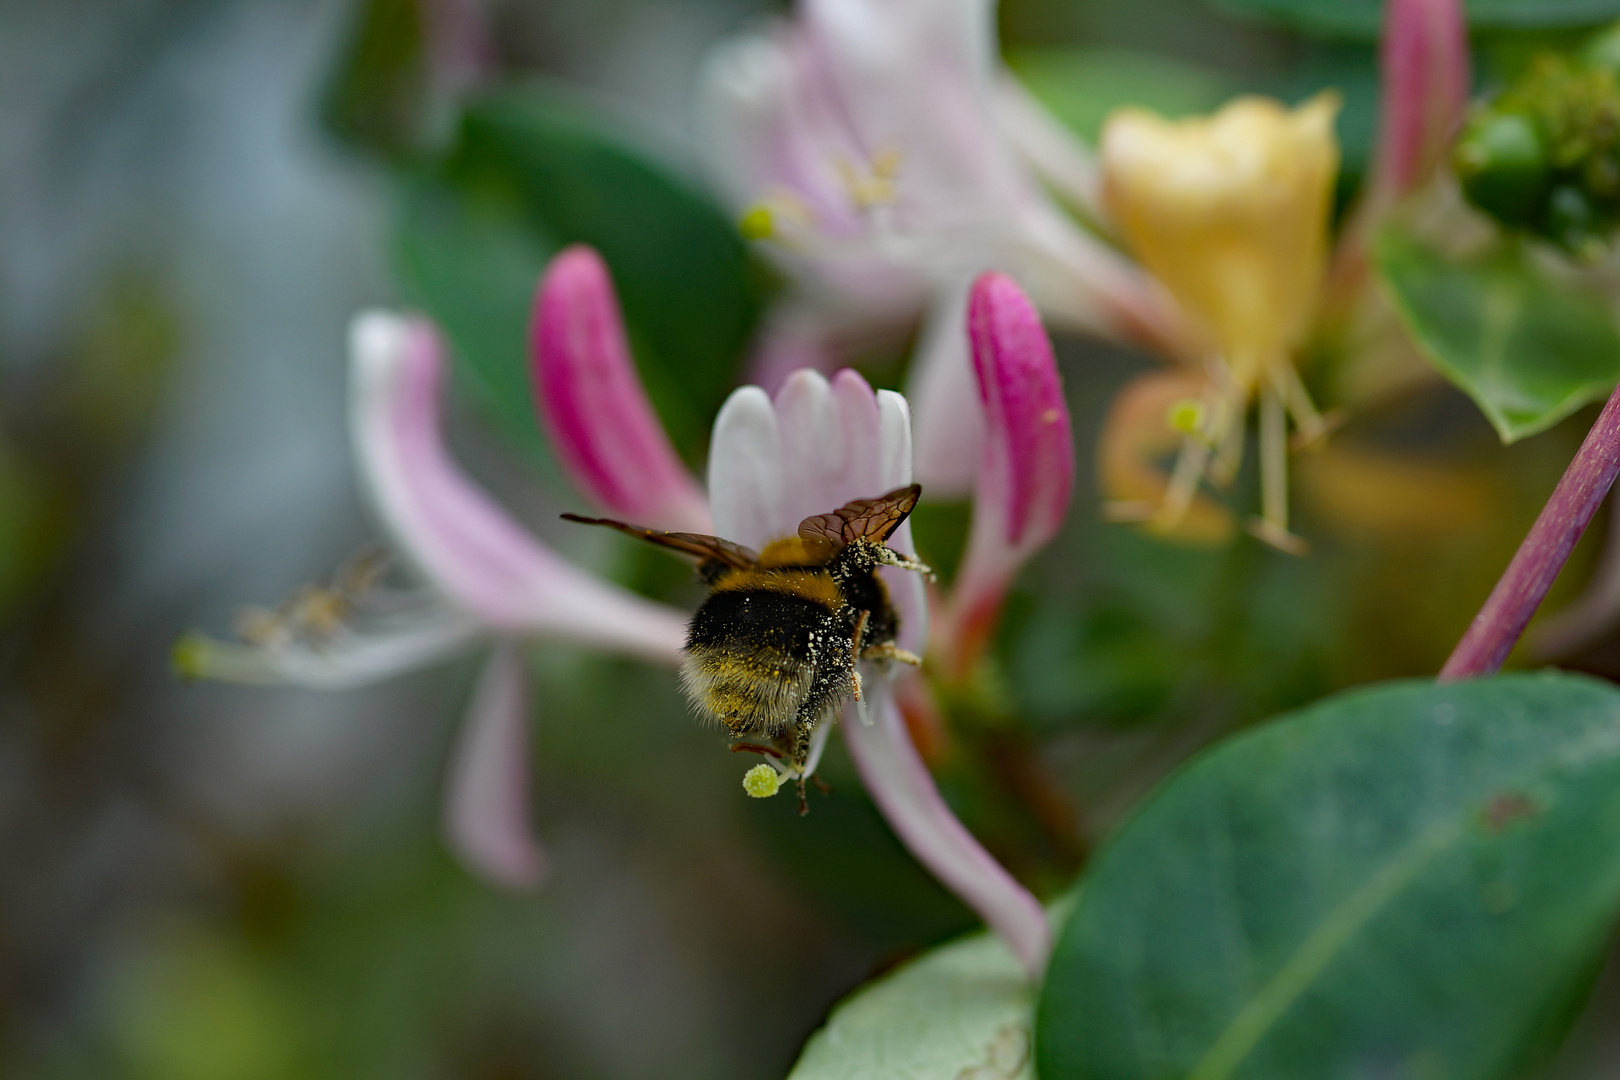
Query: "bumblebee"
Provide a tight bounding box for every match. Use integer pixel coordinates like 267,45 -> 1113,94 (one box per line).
564,484 -> 930,801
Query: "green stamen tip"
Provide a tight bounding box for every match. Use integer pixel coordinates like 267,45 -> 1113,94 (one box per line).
1168,398 -> 1205,435
742,763 -> 783,798
171,631 -> 211,682
739,205 -> 775,240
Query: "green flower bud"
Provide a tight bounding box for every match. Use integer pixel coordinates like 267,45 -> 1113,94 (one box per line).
1455,111 -> 1549,227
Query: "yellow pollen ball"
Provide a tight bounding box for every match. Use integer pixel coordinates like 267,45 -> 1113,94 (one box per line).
742,764 -> 783,799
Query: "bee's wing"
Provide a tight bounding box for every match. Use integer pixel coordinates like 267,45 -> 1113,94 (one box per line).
560,514 -> 760,570
797,483 -> 921,546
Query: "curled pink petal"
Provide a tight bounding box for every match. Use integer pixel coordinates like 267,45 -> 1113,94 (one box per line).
443,642 -> 546,889
1373,0 -> 1469,204
349,310 -> 688,662
531,246 -> 711,533
843,689 -> 1051,980
940,272 -> 1074,676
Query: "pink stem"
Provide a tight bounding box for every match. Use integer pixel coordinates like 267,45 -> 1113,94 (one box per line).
1440,382 -> 1620,681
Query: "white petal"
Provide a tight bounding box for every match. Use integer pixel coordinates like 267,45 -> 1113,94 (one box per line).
708,386 -> 785,549
178,603 -> 486,690
908,279 -> 984,497
349,310 -> 688,663
842,687 -> 1050,979
876,389 -> 928,654
442,642 -> 547,889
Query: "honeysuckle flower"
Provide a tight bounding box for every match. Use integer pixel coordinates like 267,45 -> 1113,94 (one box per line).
187,246 -> 1053,977
704,364 -> 1051,978
1099,93 -> 1341,554
699,0 -> 1183,496
1095,0 -> 1471,553
933,273 -> 1075,679
181,312 -> 690,888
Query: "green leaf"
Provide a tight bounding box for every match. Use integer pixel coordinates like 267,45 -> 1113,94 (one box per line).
394,85 -> 768,465
319,0 -> 434,159
1207,0 -> 1620,39
788,929 -> 1035,1080
1007,48 -> 1235,144
1375,230 -> 1620,442
1036,673 -> 1620,1080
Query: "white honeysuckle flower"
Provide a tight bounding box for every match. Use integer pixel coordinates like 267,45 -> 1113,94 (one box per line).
699,0 -> 1179,496
187,244 -> 1067,979
705,365 -> 1050,980
182,311 -> 689,889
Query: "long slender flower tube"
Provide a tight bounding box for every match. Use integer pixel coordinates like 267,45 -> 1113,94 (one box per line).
179,313 -> 689,889
933,273 -> 1075,680
699,0 -> 1182,495
708,366 -> 1052,979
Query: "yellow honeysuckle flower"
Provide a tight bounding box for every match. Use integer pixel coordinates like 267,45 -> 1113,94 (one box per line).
1099,93 -> 1342,554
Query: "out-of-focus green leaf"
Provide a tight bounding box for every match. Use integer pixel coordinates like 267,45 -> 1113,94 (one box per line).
1037,674 -> 1620,1080
788,929 -> 1034,1080
319,0 -> 434,158
1207,0 -> 1620,39
395,174 -> 558,462
1007,47 -> 1235,143
396,86 -> 767,466
0,444 -> 46,617
1376,230 -> 1620,442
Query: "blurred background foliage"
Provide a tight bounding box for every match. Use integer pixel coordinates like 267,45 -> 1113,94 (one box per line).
6,0 -> 1620,1077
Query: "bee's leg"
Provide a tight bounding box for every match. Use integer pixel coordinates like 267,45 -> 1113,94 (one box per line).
861,643 -> 923,666
811,772 -> 832,796
849,610 -> 869,702
791,714 -> 817,816
728,742 -> 785,760
873,547 -> 934,579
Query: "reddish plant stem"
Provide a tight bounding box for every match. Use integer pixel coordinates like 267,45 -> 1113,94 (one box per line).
1440,382 -> 1620,681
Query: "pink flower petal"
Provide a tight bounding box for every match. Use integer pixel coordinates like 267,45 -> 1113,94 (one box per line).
531,246 -> 711,533
940,273 -> 1074,675
843,689 -> 1051,980
1363,0 -> 1469,220
349,311 -> 688,662
443,642 -> 546,889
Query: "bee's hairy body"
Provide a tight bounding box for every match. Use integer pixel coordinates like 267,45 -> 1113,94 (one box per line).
681,537 -> 898,749
560,484 -> 928,798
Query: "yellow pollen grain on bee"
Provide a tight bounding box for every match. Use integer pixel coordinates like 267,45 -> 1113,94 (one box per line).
742,763 -> 783,798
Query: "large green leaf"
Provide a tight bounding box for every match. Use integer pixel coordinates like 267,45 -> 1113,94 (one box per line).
394,86 -> 767,465
1208,0 -> 1620,39
1376,230 -> 1620,442
788,929 -> 1035,1080
1036,673 -> 1620,1080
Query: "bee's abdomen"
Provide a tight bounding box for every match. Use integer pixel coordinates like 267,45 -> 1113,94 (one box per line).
682,589 -> 832,734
